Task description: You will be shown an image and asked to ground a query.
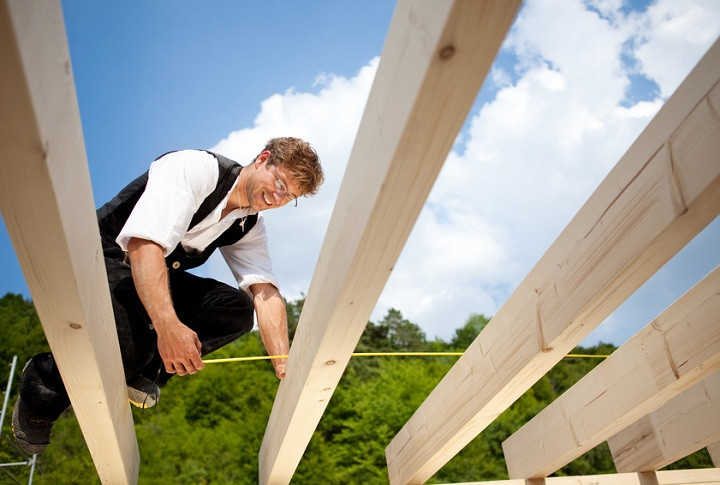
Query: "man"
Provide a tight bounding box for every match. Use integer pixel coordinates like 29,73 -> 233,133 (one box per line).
12,137 -> 323,454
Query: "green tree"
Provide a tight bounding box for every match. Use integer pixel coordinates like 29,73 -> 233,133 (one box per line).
0,293 -> 50,372
285,295 -> 304,342
357,320 -> 391,352
377,308 -> 427,350
1,293 -> 714,483
450,313 -> 490,349
546,343 -> 615,394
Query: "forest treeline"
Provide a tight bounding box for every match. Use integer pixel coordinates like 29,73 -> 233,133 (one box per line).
0,292 -> 713,484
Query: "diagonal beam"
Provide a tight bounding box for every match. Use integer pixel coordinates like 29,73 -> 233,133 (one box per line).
502,265 -> 720,478
607,371 -> 720,472
386,37 -> 720,484
0,1 -> 138,482
258,1 -> 521,483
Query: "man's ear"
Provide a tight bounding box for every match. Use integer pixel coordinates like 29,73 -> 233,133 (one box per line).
254,150 -> 271,167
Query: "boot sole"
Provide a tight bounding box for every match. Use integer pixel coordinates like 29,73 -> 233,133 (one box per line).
127,387 -> 159,408
12,398 -> 48,455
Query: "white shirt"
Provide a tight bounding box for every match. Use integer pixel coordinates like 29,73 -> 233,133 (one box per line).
116,150 -> 279,295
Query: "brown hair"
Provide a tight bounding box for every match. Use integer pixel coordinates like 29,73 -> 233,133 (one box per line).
262,137 -> 324,196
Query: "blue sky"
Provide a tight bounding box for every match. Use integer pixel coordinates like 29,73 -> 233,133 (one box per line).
2,0 -> 719,347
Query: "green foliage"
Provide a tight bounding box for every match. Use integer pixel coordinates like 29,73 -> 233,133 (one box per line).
377,308 -> 428,350
0,293 -> 715,484
0,293 -> 50,385
0,294 -> 54,483
546,342 -> 616,395
285,295 -> 304,342
450,313 -> 490,349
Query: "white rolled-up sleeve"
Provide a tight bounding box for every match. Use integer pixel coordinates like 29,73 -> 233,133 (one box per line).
116,150 -> 218,255
220,215 -> 280,296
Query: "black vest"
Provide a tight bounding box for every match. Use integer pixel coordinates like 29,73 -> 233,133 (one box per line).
97,151 -> 258,271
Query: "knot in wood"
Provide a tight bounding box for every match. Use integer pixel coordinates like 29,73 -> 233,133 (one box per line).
439,45 -> 456,60
325,360 -> 336,366
69,322 -> 82,329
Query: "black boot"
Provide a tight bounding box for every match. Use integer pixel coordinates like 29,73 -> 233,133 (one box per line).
126,374 -> 160,408
12,395 -> 53,455
12,354 -> 71,455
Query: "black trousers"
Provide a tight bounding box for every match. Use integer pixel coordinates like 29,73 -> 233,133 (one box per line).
19,247 -> 255,420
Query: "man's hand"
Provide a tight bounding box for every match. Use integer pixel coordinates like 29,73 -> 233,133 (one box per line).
155,318 -> 205,376
127,237 -> 206,377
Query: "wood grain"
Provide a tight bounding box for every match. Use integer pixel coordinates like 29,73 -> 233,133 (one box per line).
0,1 -> 139,482
258,1 -> 521,483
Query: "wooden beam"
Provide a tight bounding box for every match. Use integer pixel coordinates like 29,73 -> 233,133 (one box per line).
386,37 -> 720,485
608,371 -> 720,472
709,442 -> 720,467
258,1 -> 521,483
502,266 -> 720,478
434,468 -> 720,485
0,1 -> 139,483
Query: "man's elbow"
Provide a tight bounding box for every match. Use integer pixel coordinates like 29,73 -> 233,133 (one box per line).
250,282 -> 281,301
127,237 -> 163,254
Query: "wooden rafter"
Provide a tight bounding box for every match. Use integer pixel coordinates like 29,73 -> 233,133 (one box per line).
503,265 -> 720,477
607,371 -> 720,472
0,1 -> 139,482
386,37 -> 720,485
258,1 -> 521,483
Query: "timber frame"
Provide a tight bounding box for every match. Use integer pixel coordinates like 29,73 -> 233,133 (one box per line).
0,1 -> 138,483
1,1 -> 718,484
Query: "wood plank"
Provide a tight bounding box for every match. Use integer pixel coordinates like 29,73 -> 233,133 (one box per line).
0,1 -> 139,482
502,266 -> 720,478
608,371 -> 720,472
386,37 -> 720,485
258,1 -> 522,483
435,468 -> 720,485
708,443 -> 720,468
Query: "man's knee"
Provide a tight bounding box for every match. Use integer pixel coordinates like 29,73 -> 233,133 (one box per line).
192,286 -> 255,355
199,288 -> 254,335
192,278 -> 251,315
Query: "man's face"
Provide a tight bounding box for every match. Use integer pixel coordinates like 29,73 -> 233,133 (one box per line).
245,157 -> 301,212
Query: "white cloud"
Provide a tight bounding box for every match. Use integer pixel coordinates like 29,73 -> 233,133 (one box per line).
203,0 -> 720,346
381,0 -> 720,343
203,59 -> 379,297
633,0 -> 720,97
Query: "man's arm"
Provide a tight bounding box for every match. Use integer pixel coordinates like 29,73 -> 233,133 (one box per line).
126,237 -> 205,376
250,283 -> 289,379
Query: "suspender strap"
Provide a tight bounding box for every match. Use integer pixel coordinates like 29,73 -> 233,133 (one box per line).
188,151 -> 244,229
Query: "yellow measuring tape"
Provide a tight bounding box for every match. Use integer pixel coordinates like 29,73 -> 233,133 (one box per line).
203,352 -> 609,364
